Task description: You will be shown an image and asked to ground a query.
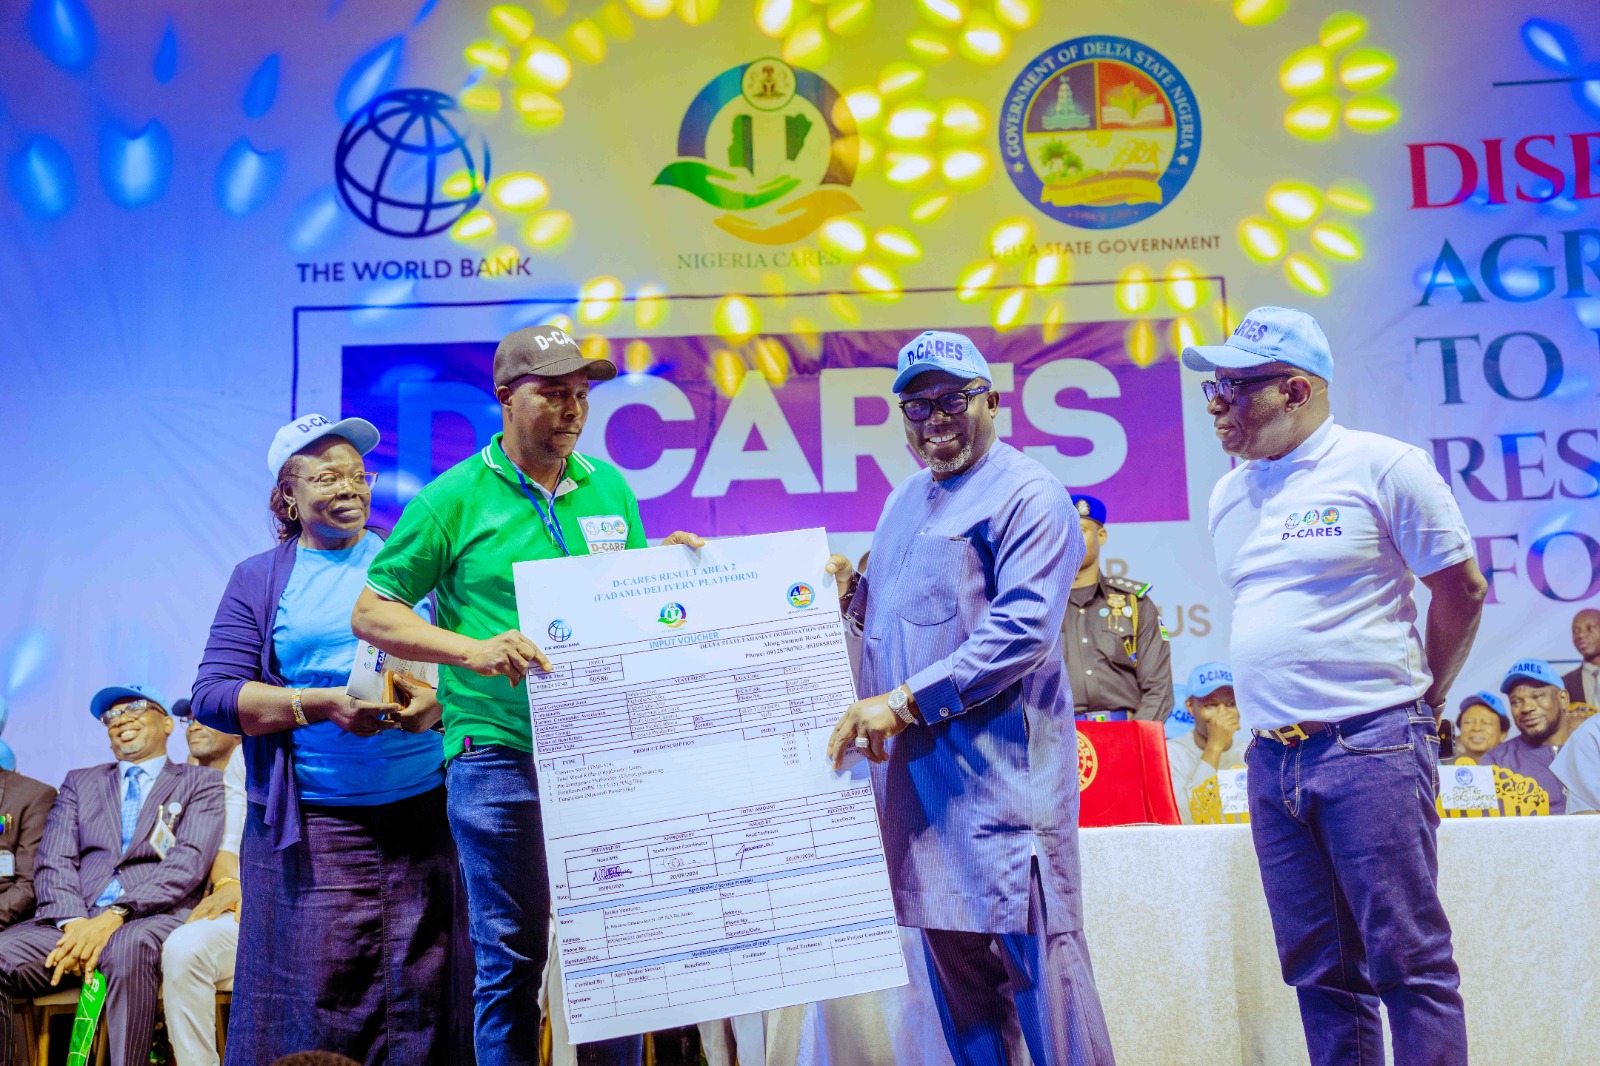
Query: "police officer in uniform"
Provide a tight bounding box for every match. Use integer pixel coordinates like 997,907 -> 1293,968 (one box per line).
1063,494 -> 1173,722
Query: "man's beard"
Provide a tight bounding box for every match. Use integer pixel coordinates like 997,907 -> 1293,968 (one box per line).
925,440 -> 973,476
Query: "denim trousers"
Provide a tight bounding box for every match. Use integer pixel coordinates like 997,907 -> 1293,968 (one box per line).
447,745 -> 642,1066
1246,704 -> 1467,1066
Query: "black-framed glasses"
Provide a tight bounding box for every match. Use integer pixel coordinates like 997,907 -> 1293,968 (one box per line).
899,386 -> 990,423
1200,374 -> 1292,405
101,700 -> 165,727
294,471 -> 378,495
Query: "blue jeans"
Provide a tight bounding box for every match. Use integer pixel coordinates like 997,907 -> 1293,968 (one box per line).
1246,704 -> 1467,1066
447,745 -> 642,1066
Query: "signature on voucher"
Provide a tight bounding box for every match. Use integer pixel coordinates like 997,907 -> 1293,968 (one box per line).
593,864 -> 632,883
737,842 -> 773,869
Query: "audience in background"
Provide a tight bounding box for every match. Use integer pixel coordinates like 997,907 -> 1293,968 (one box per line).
1480,660 -> 1573,814
178,699 -> 241,773
1452,692 -> 1509,763
0,684 -> 222,1066
1564,609 -> 1599,707
0,763 -> 56,931
1167,662 -> 1244,824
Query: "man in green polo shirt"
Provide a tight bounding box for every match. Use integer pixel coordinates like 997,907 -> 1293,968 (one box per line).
352,324 -> 701,1066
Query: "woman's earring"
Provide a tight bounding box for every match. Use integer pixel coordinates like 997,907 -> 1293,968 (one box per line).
286,496 -> 299,522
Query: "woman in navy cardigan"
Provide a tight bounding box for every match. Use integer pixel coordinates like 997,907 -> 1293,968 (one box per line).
192,415 -> 470,1065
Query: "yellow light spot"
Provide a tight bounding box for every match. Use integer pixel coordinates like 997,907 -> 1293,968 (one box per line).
915,0 -> 966,29
957,260 -> 998,302
760,271 -> 787,301
1325,181 -> 1374,215
906,29 -> 953,62
753,337 -> 792,386
1283,95 -> 1340,140
1125,320 -> 1159,367
515,39 -> 572,91
711,349 -> 746,398
819,216 -> 869,257
1266,182 -> 1322,226
626,0 -> 673,14
1238,217 -> 1287,262
537,0 -> 568,16
676,0 -> 719,24
713,294 -> 761,342
1164,261 -> 1205,311
490,173 -> 550,211
884,151 -> 936,187
465,41 -> 511,75
827,292 -> 860,325
827,0 -> 872,36
993,0 -> 1038,31
1284,253 -> 1330,296
1042,300 -> 1066,343
1338,48 -> 1395,92
1319,11 -> 1368,50
525,210 -> 572,249
597,2 -> 635,39
451,210 -> 496,242
459,85 -> 503,114
1343,95 -> 1401,133
580,335 -> 612,362
850,134 -> 879,174
789,318 -> 823,356
514,90 -> 565,131
1232,0 -> 1286,27
565,19 -> 606,63
783,16 -> 830,67
992,288 -> 1028,332
635,283 -> 669,329
623,340 -> 654,374
873,227 -> 922,261
958,12 -> 1008,63
792,251 -> 823,284
939,147 -> 989,188
488,6 -> 536,45
886,103 -> 938,142
877,62 -> 926,98
577,276 -> 624,324
756,0 -> 796,37
841,88 -> 883,128
939,99 -> 986,139
853,262 -> 902,301
1027,250 -> 1067,289
910,193 -> 952,223
1211,299 -> 1235,336
442,170 -> 479,198
1279,46 -> 1331,96
1310,221 -> 1363,261
989,217 -> 1033,253
1115,264 -> 1155,314
1170,316 -> 1203,354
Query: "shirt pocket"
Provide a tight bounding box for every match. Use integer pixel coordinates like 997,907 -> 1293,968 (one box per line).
895,535 -> 977,626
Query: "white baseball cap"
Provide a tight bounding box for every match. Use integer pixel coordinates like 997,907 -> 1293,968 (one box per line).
267,414 -> 380,477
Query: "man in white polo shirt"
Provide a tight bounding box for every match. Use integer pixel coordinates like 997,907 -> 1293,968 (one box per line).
1184,306 -> 1488,1066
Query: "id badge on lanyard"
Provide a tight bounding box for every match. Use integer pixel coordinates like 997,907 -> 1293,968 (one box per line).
503,443 -> 572,557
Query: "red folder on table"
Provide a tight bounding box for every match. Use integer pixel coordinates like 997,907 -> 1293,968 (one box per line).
1076,720 -> 1182,827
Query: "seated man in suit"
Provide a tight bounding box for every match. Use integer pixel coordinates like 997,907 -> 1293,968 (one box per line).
0,764 -> 58,931
0,683 -> 223,1066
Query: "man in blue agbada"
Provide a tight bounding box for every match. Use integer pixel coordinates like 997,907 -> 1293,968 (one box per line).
824,331 -> 1116,1066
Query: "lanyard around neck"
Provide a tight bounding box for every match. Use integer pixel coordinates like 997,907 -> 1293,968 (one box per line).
500,442 -> 571,557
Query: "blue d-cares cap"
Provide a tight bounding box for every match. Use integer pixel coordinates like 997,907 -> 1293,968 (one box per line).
1457,690 -> 1509,726
893,330 -> 991,393
267,414 -> 380,477
1186,662 -> 1235,700
1181,305 -> 1334,383
1500,658 -> 1561,693
1072,495 -> 1107,525
90,683 -> 168,722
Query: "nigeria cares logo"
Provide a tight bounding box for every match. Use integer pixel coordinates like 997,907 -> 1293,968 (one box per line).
335,89 -> 491,238
654,58 -> 861,245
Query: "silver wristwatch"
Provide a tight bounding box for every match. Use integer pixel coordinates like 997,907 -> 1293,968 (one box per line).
887,685 -> 916,726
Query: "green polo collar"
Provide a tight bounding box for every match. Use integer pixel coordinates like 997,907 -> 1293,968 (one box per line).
480,432 -> 596,498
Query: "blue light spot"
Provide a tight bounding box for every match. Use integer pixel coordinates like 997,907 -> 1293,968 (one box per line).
1574,75 -> 1600,122
215,137 -> 283,216
5,629 -> 52,695
413,0 -> 441,25
351,277 -> 417,327
0,741 -> 14,773
28,0 -> 96,72
337,36 -> 404,121
1521,19 -> 1578,72
1576,299 -> 1600,330
0,695 -> 8,736
243,54 -> 280,118
287,186 -> 347,254
153,20 -> 177,83
1536,194 -> 1581,218
8,135 -> 75,218
100,120 -> 173,207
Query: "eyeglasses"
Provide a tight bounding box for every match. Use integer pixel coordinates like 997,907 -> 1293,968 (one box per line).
294,471 -> 378,495
899,386 -> 990,423
101,700 -> 165,727
1200,374 -> 1292,405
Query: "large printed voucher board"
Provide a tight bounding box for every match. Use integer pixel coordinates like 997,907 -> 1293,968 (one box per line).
512,528 -> 908,1042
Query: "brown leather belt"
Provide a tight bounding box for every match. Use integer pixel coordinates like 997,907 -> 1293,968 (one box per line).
1251,702 -> 1426,746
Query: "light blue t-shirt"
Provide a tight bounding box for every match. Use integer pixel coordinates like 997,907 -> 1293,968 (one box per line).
273,533 -> 444,806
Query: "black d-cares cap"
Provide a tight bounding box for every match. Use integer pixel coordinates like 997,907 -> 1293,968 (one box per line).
492,325 -> 617,388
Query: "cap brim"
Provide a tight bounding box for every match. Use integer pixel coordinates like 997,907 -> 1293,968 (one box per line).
324,417 -> 381,457
1181,343 -> 1276,373
1189,682 -> 1230,700
505,355 -> 618,384
1500,672 -> 1549,694
90,686 -> 164,721
892,362 -> 987,394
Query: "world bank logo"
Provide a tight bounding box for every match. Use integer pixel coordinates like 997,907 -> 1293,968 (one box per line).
658,602 -> 688,629
335,88 -> 492,238
547,619 -> 572,643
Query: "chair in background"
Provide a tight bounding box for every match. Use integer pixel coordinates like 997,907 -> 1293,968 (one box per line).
13,987 -> 108,1066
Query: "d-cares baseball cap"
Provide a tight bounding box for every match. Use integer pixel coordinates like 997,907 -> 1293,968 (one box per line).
267,414 -> 380,477
1500,658 -> 1562,693
90,682 -> 169,722
893,330 -> 991,393
1181,305 -> 1334,382
1187,662 -> 1235,700
493,324 -> 616,387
